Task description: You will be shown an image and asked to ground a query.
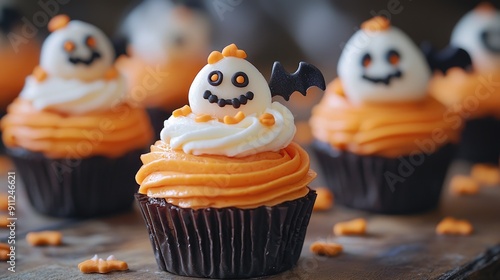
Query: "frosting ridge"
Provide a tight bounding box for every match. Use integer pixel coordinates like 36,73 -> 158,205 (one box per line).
1,98 -> 153,158
136,141 -> 315,209
310,80 -> 459,157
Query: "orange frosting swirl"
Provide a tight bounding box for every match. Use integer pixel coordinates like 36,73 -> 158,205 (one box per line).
116,55 -> 205,111
310,80 -> 459,158
136,141 -> 315,209
429,68 -> 500,119
1,98 -> 153,158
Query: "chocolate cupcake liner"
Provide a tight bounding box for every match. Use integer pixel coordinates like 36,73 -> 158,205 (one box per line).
146,107 -> 171,141
7,147 -> 146,218
135,189 -> 317,278
312,141 -> 455,214
456,117 -> 500,164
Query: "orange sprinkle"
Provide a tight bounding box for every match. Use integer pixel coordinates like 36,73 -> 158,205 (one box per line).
208,44 -> 247,64
449,175 -> 479,196
48,14 -> 70,32
78,255 -> 128,274
172,105 -> 192,118
333,218 -> 367,236
471,164 -> 499,186
436,217 -> 473,236
33,66 -> 47,82
310,241 -> 343,257
236,75 -> 245,84
195,114 -> 213,123
208,51 -> 224,64
361,16 -> 390,32
26,231 -> 63,246
223,111 -> 245,124
259,113 -> 275,126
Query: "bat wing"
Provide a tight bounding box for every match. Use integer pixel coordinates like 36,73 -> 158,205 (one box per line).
421,42 -> 473,74
269,61 -> 326,101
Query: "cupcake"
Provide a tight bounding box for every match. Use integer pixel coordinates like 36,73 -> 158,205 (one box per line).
0,4 -> 40,152
1,15 -> 153,218
310,17 -> 459,214
135,44 -> 324,278
115,0 -> 210,137
429,3 -> 500,164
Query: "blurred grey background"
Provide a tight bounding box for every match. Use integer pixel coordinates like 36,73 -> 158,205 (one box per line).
6,0 -> 497,120
13,0 -> 496,79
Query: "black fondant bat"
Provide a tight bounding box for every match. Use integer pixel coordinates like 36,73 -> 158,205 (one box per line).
421,42 -> 473,74
268,61 -> 326,101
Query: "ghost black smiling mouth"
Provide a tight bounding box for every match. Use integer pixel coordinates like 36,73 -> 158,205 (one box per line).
68,51 -> 101,65
203,90 -> 254,109
362,70 -> 403,85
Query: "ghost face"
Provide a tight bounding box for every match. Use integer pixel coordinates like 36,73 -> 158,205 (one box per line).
451,9 -> 500,73
40,21 -> 115,81
338,27 -> 431,104
189,57 -> 271,119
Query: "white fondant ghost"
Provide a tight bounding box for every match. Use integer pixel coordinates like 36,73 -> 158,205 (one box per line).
40,19 -> 115,81
188,56 -> 271,120
337,18 -> 431,104
451,4 -> 500,73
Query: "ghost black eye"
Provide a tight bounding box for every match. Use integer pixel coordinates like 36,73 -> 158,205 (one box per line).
361,53 -> 372,68
386,49 -> 401,65
231,72 -> 249,88
208,71 -> 223,86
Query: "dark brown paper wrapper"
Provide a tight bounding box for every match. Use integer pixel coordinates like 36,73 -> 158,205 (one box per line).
312,141 -> 455,214
7,147 -> 145,218
135,189 -> 317,279
456,117 -> 500,164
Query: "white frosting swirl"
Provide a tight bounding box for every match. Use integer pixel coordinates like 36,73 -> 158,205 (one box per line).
160,102 -> 296,157
20,75 -> 127,115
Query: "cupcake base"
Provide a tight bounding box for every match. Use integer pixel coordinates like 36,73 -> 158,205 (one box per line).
7,148 -> 145,218
456,117 -> 500,164
135,189 -> 317,279
312,141 -> 455,214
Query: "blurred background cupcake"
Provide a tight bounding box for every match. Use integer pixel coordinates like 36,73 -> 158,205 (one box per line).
309,17 -> 459,214
429,3 -> 500,165
0,1 -> 40,152
1,15 -> 153,218
115,0 -> 211,137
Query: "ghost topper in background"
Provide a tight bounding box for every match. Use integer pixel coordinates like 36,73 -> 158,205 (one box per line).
427,3 -> 500,165
337,16 -> 431,104
32,14 -> 118,83
422,2 -> 500,74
